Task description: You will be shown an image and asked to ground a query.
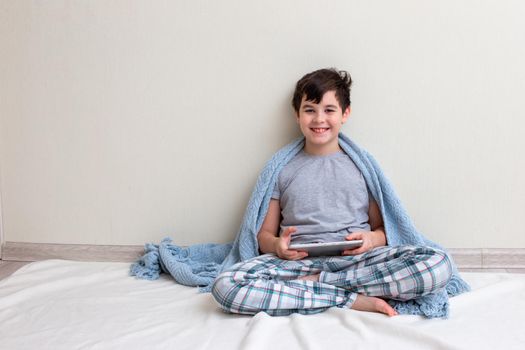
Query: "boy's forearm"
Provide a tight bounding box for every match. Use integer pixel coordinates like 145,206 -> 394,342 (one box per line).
371,226 -> 387,247
258,230 -> 278,254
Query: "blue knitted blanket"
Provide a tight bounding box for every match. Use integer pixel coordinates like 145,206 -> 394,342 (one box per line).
130,133 -> 470,318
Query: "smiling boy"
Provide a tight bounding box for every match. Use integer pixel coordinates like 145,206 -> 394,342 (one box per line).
211,68 -> 453,317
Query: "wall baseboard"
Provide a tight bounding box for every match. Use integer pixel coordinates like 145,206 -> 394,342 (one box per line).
2,242 -> 525,269
1,242 -> 143,263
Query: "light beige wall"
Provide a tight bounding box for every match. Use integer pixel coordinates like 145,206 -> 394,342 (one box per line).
1,0 -> 524,248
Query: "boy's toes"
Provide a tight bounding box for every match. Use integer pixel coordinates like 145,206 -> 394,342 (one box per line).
352,295 -> 398,317
376,299 -> 398,317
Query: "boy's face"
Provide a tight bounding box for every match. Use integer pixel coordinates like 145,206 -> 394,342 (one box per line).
296,90 -> 350,155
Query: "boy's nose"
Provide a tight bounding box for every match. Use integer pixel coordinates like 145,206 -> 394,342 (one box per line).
313,112 -> 327,121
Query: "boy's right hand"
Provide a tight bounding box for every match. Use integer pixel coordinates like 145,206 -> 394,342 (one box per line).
274,227 -> 309,260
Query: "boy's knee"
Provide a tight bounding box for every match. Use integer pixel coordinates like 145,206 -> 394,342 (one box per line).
430,250 -> 453,289
211,271 -> 263,315
395,248 -> 453,300
211,272 -> 237,308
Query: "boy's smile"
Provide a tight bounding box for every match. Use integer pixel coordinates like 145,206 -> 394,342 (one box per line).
296,90 -> 350,156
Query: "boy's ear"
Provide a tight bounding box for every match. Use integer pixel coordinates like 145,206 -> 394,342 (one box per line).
342,106 -> 351,123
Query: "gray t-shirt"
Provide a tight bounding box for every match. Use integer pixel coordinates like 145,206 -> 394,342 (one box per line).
272,149 -> 371,244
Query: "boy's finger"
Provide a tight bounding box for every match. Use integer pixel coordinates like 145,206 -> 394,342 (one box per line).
281,228 -> 298,244
284,249 -> 307,260
283,227 -> 296,237
291,252 -> 308,260
343,247 -> 364,256
345,232 -> 362,241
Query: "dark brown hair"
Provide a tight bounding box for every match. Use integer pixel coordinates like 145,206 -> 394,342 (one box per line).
292,68 -> 352,113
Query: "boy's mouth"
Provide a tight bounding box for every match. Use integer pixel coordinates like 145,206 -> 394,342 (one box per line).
311,128 -> 330,134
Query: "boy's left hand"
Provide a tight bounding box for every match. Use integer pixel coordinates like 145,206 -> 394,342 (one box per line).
342,230 -> 385,256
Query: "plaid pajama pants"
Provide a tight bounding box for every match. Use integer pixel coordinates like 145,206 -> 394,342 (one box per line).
211,245 -> 452,316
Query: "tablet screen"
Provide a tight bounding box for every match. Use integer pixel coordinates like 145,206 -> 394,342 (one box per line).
289,240 -> 363,257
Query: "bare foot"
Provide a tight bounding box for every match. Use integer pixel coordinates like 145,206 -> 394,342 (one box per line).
297,273 -> 320,282
351,294 -> 398,317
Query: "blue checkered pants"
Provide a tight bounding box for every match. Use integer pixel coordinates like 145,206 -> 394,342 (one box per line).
211,245 -> 452,316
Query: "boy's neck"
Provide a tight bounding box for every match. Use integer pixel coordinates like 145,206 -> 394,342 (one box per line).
303,142 -> 342,156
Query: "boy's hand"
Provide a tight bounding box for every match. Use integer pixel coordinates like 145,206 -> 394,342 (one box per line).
342,230 -> 386,256
274,227 -> 309,260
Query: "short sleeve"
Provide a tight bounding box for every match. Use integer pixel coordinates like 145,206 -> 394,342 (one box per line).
271,180 -> 280,200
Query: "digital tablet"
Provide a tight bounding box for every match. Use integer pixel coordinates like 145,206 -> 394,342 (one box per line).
288,240 -> 363,257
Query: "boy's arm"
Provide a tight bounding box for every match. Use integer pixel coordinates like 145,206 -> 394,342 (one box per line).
257,199 -> 281,254
368,198 -> 387,246
343,199 -> 386,255
257,199 -> 308,260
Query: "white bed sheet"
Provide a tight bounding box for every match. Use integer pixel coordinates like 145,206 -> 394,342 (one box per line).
0,260 -> 524,350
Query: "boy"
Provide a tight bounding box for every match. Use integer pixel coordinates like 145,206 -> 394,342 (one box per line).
211,68 -> 453,317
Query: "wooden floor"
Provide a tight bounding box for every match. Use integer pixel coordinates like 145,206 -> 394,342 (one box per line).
1,260 -> 525,282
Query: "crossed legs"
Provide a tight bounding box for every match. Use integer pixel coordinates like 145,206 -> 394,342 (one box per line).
211,245 -> 452,316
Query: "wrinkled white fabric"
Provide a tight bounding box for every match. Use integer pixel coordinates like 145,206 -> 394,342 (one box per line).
1,260 -> 523,350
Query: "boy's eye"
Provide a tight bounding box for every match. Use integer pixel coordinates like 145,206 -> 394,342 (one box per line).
326,109 -> 335,113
